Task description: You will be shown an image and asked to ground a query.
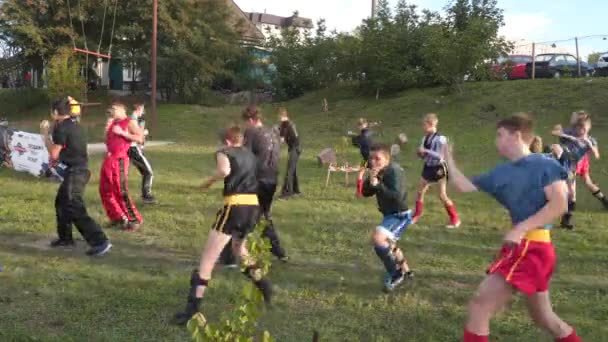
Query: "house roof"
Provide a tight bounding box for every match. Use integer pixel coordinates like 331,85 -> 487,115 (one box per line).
225,0 -> 265,42
246,12 -> 314,29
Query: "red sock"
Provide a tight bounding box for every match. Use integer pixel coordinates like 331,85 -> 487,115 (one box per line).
463,329 -> 488,342
556,330 -> 581,342
414,200 -> 423,218
357,178 -> 363,197
445,204 -> 460,224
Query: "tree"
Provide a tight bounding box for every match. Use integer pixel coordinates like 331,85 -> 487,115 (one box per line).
46,47 -> 84,99
421,0 -> 511,92
588,52 -> 602,64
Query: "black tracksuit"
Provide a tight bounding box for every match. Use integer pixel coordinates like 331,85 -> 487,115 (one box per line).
279,120 -> 301,196
52,119 -> 108,247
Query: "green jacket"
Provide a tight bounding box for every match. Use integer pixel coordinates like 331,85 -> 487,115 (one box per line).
362,162 -> 409,215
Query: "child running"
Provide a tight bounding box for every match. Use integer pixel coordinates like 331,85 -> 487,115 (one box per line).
552,114 -> 600,229
356,118 -> 373,197
128,101 -> 156,204
362,144 -> 414,291
99,100 -> 144,230
412,113 -> 460,228
553,112 -> 607,214
172,126 -> 272,325
443,114 -> 582,342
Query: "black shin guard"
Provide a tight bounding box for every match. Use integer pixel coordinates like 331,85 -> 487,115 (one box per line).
242,266 -> 273,304
173,270 -> 207,325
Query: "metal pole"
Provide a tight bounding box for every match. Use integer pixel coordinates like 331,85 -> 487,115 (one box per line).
372,0 -> 377,18
151,0 -> 158,135
532,43 -> 536,80
575,37 -> 581,77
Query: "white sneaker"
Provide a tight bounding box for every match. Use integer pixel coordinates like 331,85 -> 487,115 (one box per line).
446,221 -> 461,229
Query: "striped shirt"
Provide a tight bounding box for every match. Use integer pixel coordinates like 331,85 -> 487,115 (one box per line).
421,132 -> 447,166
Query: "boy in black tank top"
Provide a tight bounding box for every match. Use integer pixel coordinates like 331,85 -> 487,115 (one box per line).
173,126 -> 272,325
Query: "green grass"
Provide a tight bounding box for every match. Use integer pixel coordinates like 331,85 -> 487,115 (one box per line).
2,79 -> 608,341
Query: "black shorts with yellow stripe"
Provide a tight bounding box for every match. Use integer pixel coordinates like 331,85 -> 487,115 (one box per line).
212,194 -> 259,239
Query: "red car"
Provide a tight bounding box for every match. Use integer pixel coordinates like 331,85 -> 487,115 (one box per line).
493,55 -> 533,80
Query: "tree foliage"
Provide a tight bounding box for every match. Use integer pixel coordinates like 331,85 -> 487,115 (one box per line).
46,47 -> 84,99
267,0 -> 510,99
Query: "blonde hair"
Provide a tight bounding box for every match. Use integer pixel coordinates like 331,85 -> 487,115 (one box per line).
530,135 -> 543,153
570,110 -> 590,125
278,107 -> 289,118
357,117 -> 368,128
423,113 -> 439,125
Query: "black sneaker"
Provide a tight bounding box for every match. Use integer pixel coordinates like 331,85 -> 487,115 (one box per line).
124,221 -> 141,232
86,241 -> 112,257
383,271 -> 409,292
142,195 -> 157,205
278,255 -> 289,263
560,215 -> 574,230
50,239 -> 75,248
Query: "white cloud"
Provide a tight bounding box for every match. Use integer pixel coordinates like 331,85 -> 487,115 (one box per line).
500,12 -> 553,41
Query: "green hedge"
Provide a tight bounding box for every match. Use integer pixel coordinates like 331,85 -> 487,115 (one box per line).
0,88 -> 49,117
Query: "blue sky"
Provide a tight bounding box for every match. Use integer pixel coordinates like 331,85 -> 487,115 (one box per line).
236,0 -> 608,58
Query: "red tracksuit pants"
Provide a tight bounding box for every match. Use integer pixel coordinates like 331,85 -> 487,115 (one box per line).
99,156 -> 143,224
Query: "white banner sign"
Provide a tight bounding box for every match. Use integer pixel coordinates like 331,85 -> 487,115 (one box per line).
3,129 -> 50,177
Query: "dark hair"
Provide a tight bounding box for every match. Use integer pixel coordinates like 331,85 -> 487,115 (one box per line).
111,97 -> 127,108
133,100 -> 145,108
497,113 -> 534,143
51,98 -> 71,116
370,143 -> 391,156
242,105 -> 262,121
221,125 -> 243,144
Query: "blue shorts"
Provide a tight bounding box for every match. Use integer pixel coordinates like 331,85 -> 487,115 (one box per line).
376,210 -> 413,241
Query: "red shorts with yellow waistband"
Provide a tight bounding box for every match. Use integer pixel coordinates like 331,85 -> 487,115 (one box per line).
487,229 -> 555,296
575,153 -> 590,176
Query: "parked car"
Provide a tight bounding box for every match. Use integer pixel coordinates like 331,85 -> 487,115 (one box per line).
526,53 -> 592,79
594,52 -> 608,76
493,55 -> 532,80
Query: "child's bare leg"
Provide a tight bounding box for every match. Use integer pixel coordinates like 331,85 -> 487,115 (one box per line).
196,230 -> 232,297
391,243 -> 410,273
581,173 -> 600,193
465,274 -> 513,336
413,179 -> 430,221
526,291 -> 575,339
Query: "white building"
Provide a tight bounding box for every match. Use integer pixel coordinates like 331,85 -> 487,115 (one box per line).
245,12 -> 314,40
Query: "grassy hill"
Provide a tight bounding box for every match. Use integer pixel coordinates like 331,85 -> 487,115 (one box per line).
1,79 -> 608,341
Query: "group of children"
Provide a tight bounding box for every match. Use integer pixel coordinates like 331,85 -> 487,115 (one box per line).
354,111 -> 599,341
38,96 -> 594,340
40,97 -> 156,256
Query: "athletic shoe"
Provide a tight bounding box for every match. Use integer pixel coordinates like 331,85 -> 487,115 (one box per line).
560,215 -> 574,230
107,219 -> 128,229
124,221 -> 141,232
85,241 -> 112,257
384,272 -> 406,292
446,220 -> 461,229
223,263 -> 239,269
411,215 -> 420,225
50,239 -> 75,249
278,255 -> 289,263
602,198 -> 608,210
142,195 -> 157,205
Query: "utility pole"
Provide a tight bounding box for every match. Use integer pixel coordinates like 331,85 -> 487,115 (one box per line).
372,0 -> 378,18
575,37 -> 581,77
151,0 -> 158,135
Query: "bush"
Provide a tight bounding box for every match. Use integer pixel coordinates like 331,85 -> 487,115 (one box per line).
0,88 -> 48,116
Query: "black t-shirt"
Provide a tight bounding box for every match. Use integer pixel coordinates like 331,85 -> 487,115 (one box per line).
279,120 -> 300,150
221,146 -> 258,196
52,118 -> 88,167
244,126 -> 280,183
